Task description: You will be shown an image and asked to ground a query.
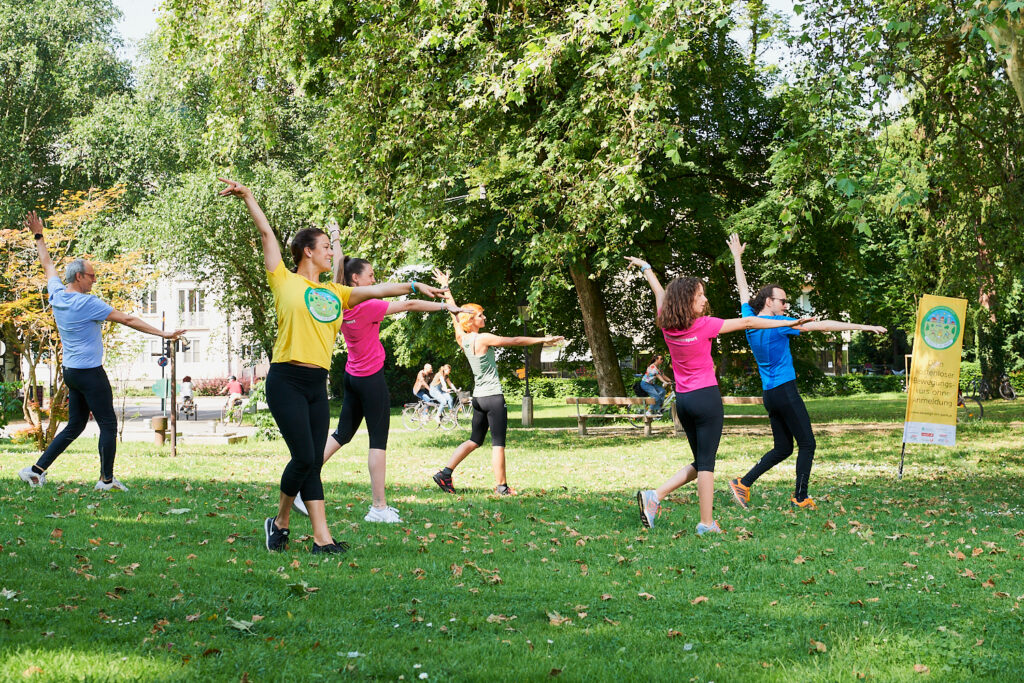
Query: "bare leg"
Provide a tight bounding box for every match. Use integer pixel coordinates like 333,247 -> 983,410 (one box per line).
367,448 -> 387,508
655,463 -> 697,501
446,440 -> 479,470
275,491 -> 294,529
304,499 -> 335,546
323,434 -> 342,464
491,446 -> 507,486
696,471 -> 714,526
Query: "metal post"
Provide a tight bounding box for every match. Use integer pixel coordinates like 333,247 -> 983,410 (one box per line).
897,442 -> 906,481
169,339 -> 177,458
521,313 -> 533,427
160,312 -> 166,415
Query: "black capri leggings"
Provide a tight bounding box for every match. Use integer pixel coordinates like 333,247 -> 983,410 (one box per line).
675,385 -> 725,472
332,369 -> 390,451
741,380 -> 816,500
36,366 -> 117,480
266,363 -> 330,501
469,394 -> 507,448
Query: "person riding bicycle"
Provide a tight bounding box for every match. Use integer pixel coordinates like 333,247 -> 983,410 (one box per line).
429,364 -> 458,417
413,364 -> 434,402
220,375 -> 244,417
640,355 -> 671,415
180,375 -> 195,413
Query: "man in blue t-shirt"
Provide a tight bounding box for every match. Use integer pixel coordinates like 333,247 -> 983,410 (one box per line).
17,212 -> 185,492
724,234 -> 887,511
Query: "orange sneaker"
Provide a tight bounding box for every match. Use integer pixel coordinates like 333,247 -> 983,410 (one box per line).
728,478 -> 750,509
790,496 -> 816,510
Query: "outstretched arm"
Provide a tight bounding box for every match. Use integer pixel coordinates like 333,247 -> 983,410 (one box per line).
432,268 -> 464,343
477,333 -> 564,350
348,280 -> 447,307
625,256 -> 665,312
719,315 -> 814,335
24,212 -> 59,281
218,178 -> 282,272
106,310 -> 186,339
727,233 -> 750,304
798,321 -> 887,334
328,221 -> 344,284
385,300 -> 473,316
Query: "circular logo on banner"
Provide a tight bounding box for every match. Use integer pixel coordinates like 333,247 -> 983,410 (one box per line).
304,287 -> 342,323
920,306 -> 960,350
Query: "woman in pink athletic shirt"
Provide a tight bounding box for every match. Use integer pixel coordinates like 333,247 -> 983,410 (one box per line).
292,256 -> 469,524
626,256 -> 811,535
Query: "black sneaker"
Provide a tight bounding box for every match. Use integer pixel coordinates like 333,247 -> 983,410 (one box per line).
264,517 -> 289,552
311,540 -> 350,555
433,470 -> 456,493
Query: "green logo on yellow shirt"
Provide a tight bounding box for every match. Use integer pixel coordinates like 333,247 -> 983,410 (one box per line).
304,287 -> 341,323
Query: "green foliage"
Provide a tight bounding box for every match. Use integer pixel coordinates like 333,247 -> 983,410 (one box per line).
501,377 -> 600,400
0,380 -> 22,429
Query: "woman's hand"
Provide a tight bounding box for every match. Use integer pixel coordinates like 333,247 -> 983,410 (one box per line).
163,329 -> 188,340
866,325 -> 887,334
217,177 -> 251,199
726,233 -> 745,258
432,268 -> 451,288
444,303 -> 474,315
790,316 -> 816,327
24,211 -> 44,235
416,282 -> 449,299
542,335 -> 565,346
625,256 -> 650,270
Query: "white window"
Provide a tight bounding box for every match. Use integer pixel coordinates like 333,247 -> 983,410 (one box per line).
179,289 -> 205,327
183,338 -> 201,363
140,289 -> 158,315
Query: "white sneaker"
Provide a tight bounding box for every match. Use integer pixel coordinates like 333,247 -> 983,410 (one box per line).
364,505 -> 402,523
18,466 -> 46,487
94,478 -> 129,492
292,492 -> 309,516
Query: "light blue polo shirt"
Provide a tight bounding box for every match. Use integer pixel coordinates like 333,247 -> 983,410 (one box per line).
742,302 -> 800,391
48,276 -> 114,369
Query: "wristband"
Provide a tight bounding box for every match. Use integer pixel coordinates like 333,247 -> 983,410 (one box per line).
641,264 -> 651,273
409,280 -> 418,294
34,233 -> 44,240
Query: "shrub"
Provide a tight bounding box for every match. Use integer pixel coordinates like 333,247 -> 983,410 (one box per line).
959,361 -> 981,391
0,381 -> 22,430
502,377 -> 599,400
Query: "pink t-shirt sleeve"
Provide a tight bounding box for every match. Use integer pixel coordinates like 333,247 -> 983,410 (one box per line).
365,299 -> 389,323
701,316 -> 725,338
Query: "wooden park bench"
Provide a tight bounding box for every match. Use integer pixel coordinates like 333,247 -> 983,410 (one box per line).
721,395 -> 766,418
566,396 -> 656,436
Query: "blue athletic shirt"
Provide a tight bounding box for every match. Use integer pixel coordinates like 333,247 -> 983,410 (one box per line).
742,302 -> 800,391
48,276 -> 114,369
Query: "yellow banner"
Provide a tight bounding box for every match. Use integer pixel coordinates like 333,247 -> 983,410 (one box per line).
903,294 -> 968,446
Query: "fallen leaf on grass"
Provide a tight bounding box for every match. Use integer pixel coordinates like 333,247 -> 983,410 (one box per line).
715,583 -> 735,591
226,617 -> 255,634
186,613 -> 202,622
547,611 -> 571,626
793,555 -> 806,564
201,648 -> 221,657
638,592 -> 656,601
691,596 -> 708,605
914,664 -> 929,674
823,520 -> 836,530
22,666 -> 43,677
981,579 -> 995,588
972,547 -> 984,557
809,639 -> 827,653
600,594 -> 612,601
167,508 -> 191,515
993,591 -> 1010,598
667,630 -> 683,638
50,529 -> 62,539
603,617 -> 619,626
486,614 -> 516,623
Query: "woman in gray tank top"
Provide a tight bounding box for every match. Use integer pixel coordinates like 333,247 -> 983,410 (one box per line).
430,269 -> 563,496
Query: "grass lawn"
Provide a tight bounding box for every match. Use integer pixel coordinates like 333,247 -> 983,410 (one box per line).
1,402 -> 1023,681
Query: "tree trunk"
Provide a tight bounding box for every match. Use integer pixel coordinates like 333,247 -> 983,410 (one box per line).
986,20 -> 1024,116
568,259 -> 626,397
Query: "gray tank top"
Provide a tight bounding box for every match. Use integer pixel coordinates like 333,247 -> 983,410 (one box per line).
462,333 -> 503,398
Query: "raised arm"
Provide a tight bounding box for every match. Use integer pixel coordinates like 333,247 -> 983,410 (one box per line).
719,315 -> 814,335
798,321 -> 887,334
477,333 -> 564,351
218,178 -> 282,272
24,212 -> 59,281
348,280 -> 447,307
727,233 -> 750,304
431,268 -> 463,342
106,310 -> 186,339
328,221 -> 344,283
385,300 -> 472,316
625,256 -> 665,312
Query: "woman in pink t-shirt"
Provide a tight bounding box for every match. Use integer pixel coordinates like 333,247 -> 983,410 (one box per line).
625,256 -> 809,536
291,256 -> 468,525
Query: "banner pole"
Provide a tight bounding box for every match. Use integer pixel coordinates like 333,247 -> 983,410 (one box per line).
898,442 -> 906,481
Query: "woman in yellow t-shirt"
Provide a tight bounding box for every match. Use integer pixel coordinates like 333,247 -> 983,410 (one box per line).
218,178 -> 447,554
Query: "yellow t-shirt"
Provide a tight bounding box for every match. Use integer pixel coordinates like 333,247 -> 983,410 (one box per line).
268,261 -> 353,369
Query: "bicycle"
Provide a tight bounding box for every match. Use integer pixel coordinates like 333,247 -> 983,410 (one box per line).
220,396 -> 245,426
402,398 -> 442,431
997,374 -> 1016,400
965,377 -> 991,401
956,390 -> 983,422
179,395 -> 197,421
626,379 -> 675,429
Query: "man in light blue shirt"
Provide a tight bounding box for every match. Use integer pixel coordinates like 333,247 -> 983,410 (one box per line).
724,234 -> 887,511
18,212 -> 185,491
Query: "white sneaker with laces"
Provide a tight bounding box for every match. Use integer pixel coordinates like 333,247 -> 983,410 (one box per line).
18,466 -> 46,487
292,492 -> 309,517
364,505 -> 402,523
94,478 -> 129,492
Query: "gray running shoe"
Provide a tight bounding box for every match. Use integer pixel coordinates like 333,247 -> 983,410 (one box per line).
637,489 -> 660,528
94,478 -> 129,492
696,520 -> 724,536
18,466 -> 46,488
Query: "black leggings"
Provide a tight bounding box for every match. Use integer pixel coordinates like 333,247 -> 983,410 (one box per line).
332,369 -> 390,451
741,380 -> 816,500
36,366 -> 117,480
469,394 -> 507,448
675,386 -> 724,472
266,363 -> 330,501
